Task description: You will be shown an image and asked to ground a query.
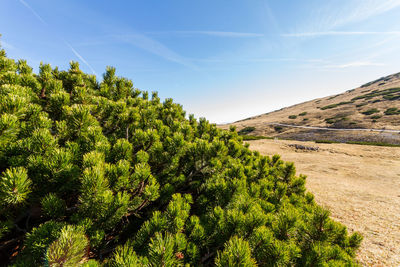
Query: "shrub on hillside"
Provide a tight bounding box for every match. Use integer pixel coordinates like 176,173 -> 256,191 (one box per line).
0,47 -> 362,265
237,126 -> 255,135
361,108 -> 379,115
384,107 -> 400,115
288,115 -> 297,119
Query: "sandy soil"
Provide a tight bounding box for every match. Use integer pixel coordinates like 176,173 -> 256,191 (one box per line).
247,139 -> 400,266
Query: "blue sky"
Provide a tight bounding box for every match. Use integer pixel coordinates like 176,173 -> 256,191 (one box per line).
2,0 -> 400,123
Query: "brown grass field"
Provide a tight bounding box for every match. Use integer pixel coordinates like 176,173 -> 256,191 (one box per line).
247,139 -> 400,266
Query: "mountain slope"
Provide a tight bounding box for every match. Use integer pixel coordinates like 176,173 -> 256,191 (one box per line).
221,72 -> 400,144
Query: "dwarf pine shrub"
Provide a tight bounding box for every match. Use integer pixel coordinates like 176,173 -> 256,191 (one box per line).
0,47 -> 362,266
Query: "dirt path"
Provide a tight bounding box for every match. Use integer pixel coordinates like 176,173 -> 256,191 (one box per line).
247,139 -> 400,266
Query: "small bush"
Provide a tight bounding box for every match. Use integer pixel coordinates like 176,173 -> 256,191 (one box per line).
384,107 -> 400,115
299,112 -> 307,116
352,87 -> 400,101
361,108 -> 379,115
274,126 -> 283,132
288,115 -> 297,119
325,118 -> 335,124
383,94 -> 400,100
320,101 -> 353,110
238,126 -> 255,135
370,115 -> 382,120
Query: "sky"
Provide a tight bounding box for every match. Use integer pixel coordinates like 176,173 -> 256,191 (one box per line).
1,0 -> 400,123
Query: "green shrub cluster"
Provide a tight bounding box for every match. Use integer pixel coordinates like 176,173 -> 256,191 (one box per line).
370,115 -> 382,120
360,74 -> 395,88
237,126 -> 255,135
320,101 -> 353,110
384,107 -> 400,115
0,48 -> 362,266
351,87 -> 400,101
288,115 -> 297,119
324,116 -> 348,125
361,108 -> 379,115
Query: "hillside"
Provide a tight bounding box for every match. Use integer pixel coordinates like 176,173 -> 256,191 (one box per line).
221,72 -> 400,144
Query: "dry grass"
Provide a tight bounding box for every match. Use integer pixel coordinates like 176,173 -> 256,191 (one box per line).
247,139 -> 400,266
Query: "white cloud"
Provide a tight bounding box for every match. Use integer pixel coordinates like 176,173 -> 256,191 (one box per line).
339,0 -> 400,26
65,42 -> 97,75
148,31 -> 264,38
18,0 -> 47,25
17,0 -> 97,75
113,34 -> 197,69
282,31 -> 400,37
0,40 -> 15,50
288,0 -> 400,37
325,61 -> 384,68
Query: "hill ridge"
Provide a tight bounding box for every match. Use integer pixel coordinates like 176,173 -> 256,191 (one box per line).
221,72 -> 400,144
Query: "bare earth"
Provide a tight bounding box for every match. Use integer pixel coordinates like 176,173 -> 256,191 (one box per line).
247,139 -> 400,266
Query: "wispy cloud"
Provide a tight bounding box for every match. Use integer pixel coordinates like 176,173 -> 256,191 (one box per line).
282,31 -> 400,37
113,34 -> 196,68
291,0 -> 400,37
18,0 -> 47,25
0,40 -> 15,50
337,0 -> 400,26
65,42 -> 97,75
148,31 -> 264,38
324,61 -> 384,68
17,0 -> 97,75
73,33 -> 197,68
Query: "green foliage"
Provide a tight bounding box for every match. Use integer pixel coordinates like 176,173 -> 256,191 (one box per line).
356,103 -> 367,108
352,87 -> 400,101
237,126 -> 255,135
41,193 -> 66,219
370,115 -> 382,120
18,221 -> 66,266
46,225 -> 89,266
320,101 -> 353,110
0,48 -> 362,266
288,115 -> 297,119
0,167 -> 31,205
384,107 -> 400,115
361,108 -> 379,115
215,236 -> 257,267
298,112 -> 307,116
